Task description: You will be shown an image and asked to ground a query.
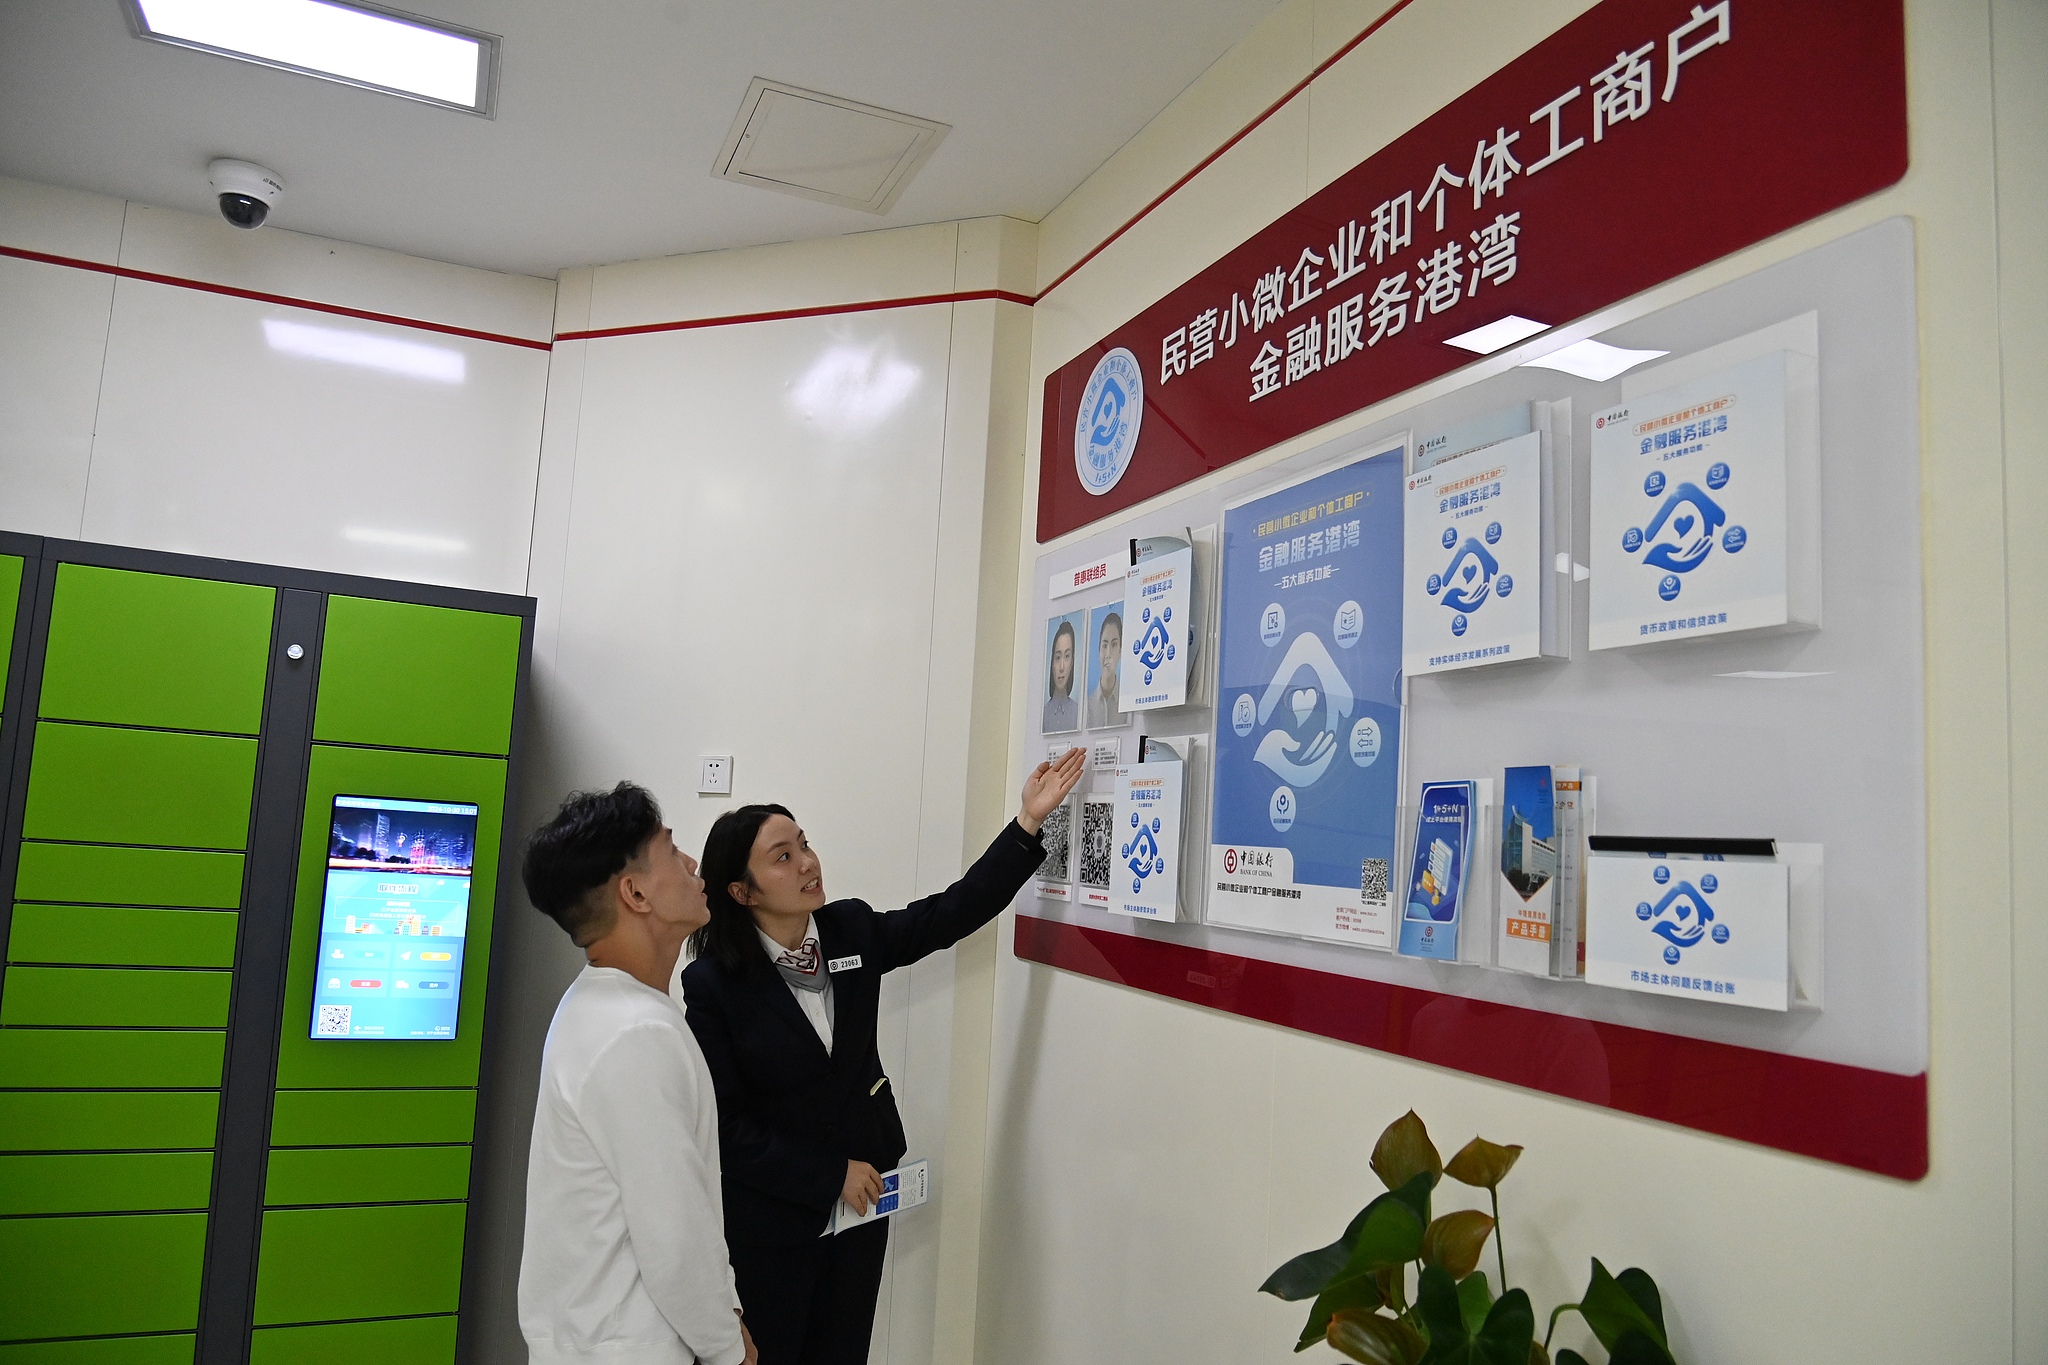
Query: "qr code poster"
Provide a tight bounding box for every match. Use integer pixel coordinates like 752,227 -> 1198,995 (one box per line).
316,1004 -> 352,1037
1035,801 -> 1074,900
1077,798 -> 1114,907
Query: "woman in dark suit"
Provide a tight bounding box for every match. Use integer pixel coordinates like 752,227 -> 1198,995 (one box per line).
679,748 -> 1084,1365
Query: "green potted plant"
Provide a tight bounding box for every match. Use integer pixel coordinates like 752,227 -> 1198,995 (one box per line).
1259,1111 -> 1678,1365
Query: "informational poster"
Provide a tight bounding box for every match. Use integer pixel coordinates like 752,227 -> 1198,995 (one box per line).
1589,351 -> 1798,649
1403,431 -> 1543,675
1584,854 -> 1790,1011
1077,797 -> 1114,908
1398,781 -> 1474,961
1120,545 -> 1192,711
1034,799 -> 1073,901
1040,610 -> 1085,734
1112,763 -> 1184,920
1083,602 -> 1127,728
1209,443 -> 1405,948
1495,766 -> 1558,975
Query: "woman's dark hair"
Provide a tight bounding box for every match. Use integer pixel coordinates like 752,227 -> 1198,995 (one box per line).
1048,619 -> 1076,698
521,782 -> 662,947
689,802 -> 794,977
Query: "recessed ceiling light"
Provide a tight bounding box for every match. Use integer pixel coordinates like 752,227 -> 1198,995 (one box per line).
128,0 -> 497,115
1443,315 -> 1552,354
1520,339 -> 1669,382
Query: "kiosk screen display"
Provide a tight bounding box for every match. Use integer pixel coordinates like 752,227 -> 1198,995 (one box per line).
310,795 -> 480,1040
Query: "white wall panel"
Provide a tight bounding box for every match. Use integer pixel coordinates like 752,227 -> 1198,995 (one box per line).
80,277 -> 548,592
0,255 -> 110,536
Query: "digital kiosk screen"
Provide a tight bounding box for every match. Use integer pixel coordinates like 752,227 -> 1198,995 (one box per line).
311,795 -> 480,1041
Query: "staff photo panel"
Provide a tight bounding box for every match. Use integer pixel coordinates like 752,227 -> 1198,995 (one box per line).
1084,602 -> 1127,730
1042,609 -> 1086,735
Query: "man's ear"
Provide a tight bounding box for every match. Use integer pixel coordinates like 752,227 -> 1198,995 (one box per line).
612,865 -> 650,920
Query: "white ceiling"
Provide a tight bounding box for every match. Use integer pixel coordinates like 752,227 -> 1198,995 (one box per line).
0,0 -> 1282,280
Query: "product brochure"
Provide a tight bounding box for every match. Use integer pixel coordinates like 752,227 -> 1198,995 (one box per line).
1112,762 -> 1183,920
1121,537 -> 1193,711
827,1159 -> 931,1234
1403,431 -> 1544,676
1496,766 -> 1558,974
1551,770 -> 1592,977
1398,781 -> 1475,960
1583,853 -> 1790,1011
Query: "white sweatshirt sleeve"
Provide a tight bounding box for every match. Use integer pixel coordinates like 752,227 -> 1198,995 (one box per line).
576,1020 -> 746,1365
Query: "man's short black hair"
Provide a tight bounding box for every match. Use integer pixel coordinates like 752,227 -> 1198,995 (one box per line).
521,782 -> 663,947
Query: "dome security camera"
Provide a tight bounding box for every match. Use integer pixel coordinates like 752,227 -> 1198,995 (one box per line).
207,159 -> 284,229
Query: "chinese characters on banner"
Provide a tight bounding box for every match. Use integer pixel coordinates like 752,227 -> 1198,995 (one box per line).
1038,0 -> 1905,541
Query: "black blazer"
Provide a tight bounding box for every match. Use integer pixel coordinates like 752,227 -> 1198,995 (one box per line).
679,819 -> 1044,1246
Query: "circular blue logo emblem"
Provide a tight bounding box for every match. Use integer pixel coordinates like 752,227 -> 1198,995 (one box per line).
1644,470 -> 1666,497
1074,348 -> 1144,496
1129,811 -> 1139,827
1636,901 -> 1653,920
1658,574 -> 1681,601
1653,864 -> 1670,884
1701,873 -> 1718,893
1450,614 -> 1468,636
1663,945 -> 1681,965
1711,924 -> 1730,944
1722,525 -> 1747,553
1441,527 -> 1457,550
1496,574 -> 1514,598
1706,461 -> 1730,490
1150,817 -> 1161,834
1484,521 -> 1502,545
1622,527 -> 1644,553
1426,573 -> 1442,596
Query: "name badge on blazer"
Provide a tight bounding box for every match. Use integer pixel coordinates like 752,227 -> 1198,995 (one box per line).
828,955 -> 862,973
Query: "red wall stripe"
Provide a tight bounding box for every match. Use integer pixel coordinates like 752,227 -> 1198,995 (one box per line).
1014,916 -> 1928,1180
0,243 -> 553,351
553,288 -> 1035,341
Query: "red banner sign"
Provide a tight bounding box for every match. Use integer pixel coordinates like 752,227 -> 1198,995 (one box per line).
1037,0 -> 1906,542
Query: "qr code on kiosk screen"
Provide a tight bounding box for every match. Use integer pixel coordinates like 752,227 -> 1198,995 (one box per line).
316,1004 -> 351,1036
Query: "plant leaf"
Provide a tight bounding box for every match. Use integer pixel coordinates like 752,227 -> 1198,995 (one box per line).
1294,1267 -> 1385,1351
1607,1329 -> 1676,1365
1553,1352 -> 1589,1365
1470,1290 -> 1537,1365
1613,1269 -> 1666,1341
1262,1200 -> 1382,1299
1456,1272 -> 1492,1339
1412,1264 -> 1470,1359
1414,1268 -> 1534,1365
1328,1310 -> 1429,1365
1526,1341 -> 1549,1365
1422,1210 -> 1496,1279
1444,1137 -> 1524,1191
1346,1186 -> 1429,1272
1577,1260 -> 1669,1355
1372,1111 -> 1444,1193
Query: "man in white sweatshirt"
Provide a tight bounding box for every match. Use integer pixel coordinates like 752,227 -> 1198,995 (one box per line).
519,782 -> 756,1365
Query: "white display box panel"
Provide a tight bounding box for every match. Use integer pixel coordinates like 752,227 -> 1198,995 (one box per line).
1110,762 -> 1184,921
1588,325 -> 1820,650
1584,850 -> 1817,1012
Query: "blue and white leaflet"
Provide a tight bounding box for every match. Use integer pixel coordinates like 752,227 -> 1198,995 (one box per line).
1589,352 -> 1795,649
1495,765 -> 1558,975
1584,853 -> 1790,1011
1208,445 -> 1405,948
1403,431 -> 1543,675
1398,781 -> 1474,961
1112,762 -> 1183,920
1120,544 -> 1192,710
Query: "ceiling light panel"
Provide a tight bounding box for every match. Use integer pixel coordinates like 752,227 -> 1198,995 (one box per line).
1444,314 -> 1551,354
128,0 -> 497,115
715,79 -> 950,214
1520,339 -> 1669,382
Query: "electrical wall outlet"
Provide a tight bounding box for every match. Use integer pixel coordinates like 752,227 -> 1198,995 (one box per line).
697,755 -> 733,795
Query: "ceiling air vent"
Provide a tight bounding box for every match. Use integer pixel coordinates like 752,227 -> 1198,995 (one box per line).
712,78 -> 949,214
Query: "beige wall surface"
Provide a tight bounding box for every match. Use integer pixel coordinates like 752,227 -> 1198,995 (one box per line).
972,1 -> 2038,1362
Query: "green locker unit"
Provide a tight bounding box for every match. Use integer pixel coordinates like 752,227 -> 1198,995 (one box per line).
0,534 -> 531,1365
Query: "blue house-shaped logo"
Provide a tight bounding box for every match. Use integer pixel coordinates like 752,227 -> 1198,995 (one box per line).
1639,482 -> 1726,574
1435,538 -> 1500,613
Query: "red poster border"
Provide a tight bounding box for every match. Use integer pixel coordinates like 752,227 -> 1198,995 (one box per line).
1014,916 -> 1927,1180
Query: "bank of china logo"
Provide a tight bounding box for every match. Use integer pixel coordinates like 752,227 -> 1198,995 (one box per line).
1634,866 -> 1730,966
1131,604 -> 1175,685
1123,812 -> 1165,894
1074,348 -> 1144,496
1249,633 -> 1353,790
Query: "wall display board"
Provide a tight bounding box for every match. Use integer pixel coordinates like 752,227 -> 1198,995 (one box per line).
1589,349 -> 1819,649
1404,432 -> 1551,675
0,533 -> 532,1365
1208,444 -> 1406,947
1014,221 -> 1929,1180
